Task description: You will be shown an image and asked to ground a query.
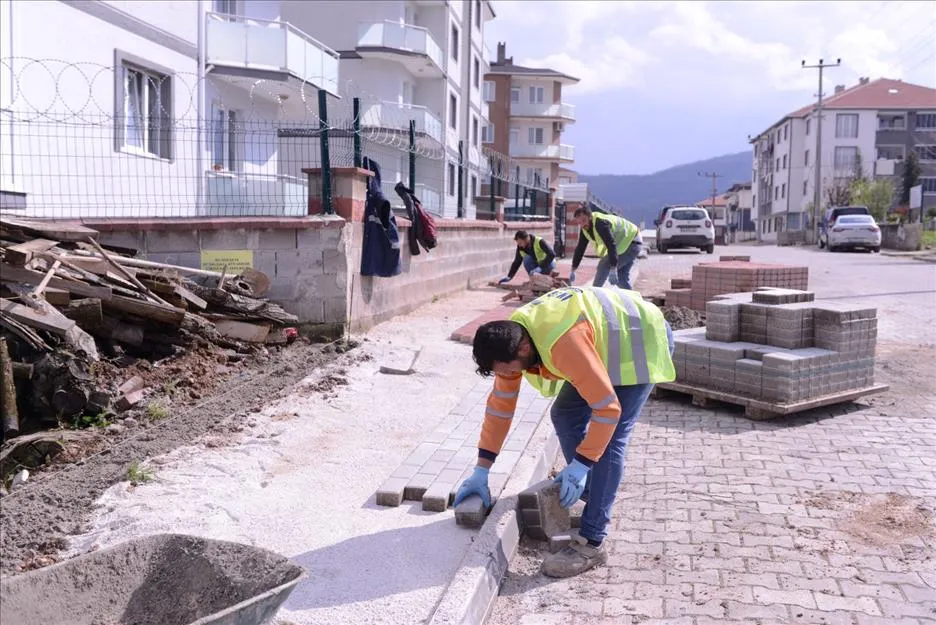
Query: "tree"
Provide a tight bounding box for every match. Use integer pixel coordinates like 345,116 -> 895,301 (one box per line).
850,178 -> 895,222
852,149 -> 866,184
825,177 -> 852,207
900,150 -> 922,206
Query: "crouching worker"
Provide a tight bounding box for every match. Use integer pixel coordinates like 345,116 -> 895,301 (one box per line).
453,285 -> 675,578
497,230 -> 557,285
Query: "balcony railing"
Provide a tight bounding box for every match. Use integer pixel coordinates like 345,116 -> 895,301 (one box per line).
206,13 -> 340,95
510,143 -> 575,161
509,102 -> 576,121
357,21 -> 444,71
204,171 -> 307,216
360,101 -> 443,144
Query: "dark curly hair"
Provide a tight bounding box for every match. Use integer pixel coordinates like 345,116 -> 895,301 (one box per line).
472,320 -> 526,377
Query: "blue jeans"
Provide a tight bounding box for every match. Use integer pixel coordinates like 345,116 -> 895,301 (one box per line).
549,321 -> 674,545
522,254 -> 557,276
593,241 -> 642,290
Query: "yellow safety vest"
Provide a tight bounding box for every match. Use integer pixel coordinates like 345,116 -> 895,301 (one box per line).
509,286 -> 675,397
582,212 -> 639,257
518,235 -> 549,265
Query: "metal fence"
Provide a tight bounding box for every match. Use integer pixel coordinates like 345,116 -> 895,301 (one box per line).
0,58 -> 551,220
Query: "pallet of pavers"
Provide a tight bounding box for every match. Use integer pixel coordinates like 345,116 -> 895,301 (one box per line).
656,287 -> 889,419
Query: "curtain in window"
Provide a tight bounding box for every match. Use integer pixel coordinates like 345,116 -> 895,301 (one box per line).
833,146 -> 858,170
124,70 -> 144,149
835,114 -> 858,138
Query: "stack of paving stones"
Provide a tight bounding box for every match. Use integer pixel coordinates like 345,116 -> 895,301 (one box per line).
375,376 -> 552,511
665,258 -> 809,312
672,287 -> 878,404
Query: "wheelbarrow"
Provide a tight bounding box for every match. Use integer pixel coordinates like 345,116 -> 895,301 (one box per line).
0,534 -> 304,625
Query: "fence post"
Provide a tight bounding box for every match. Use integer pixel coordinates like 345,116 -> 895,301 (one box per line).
318,90 -> 333,214
352,97 -> 362,168
488,155 -> 495,217
530,173 -> 538,216
408,120 -> 416,190
514,165 -> 520,220
457,140 -> 464,218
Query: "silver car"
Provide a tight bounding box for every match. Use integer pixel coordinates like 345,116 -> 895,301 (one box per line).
828,214 -> 881,252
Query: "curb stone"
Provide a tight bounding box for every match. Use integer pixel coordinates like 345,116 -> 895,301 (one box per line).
427,411 -> 561,625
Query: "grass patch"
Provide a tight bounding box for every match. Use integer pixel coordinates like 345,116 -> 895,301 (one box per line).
72,411 -> 110,429
145,401 -> 169,420
125,460 -> 155,485
922,230 -> 936,249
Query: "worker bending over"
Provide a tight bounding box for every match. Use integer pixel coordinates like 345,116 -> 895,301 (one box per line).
454,285 -> 675,578
568,207 -> 642,290
498,230 -> 558,284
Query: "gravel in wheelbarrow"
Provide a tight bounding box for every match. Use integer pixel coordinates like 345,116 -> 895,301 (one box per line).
0,533 -> 304,625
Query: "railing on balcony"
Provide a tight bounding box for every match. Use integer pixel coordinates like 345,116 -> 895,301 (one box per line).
380,180 -> 443,216
357,21 -> 444,71
206,13 -> 340,96
204,171 -> 307,216
510,143 -> 575,160
509,101 -> 576,121
360,101 -> 443,144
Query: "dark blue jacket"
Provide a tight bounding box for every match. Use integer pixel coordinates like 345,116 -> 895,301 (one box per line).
360,157 -> 402,277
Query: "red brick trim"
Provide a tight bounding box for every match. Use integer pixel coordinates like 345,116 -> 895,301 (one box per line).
81,216 -> 346,232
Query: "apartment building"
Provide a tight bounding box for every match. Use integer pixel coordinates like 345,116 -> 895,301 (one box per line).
288,0 -> 495,218
482,42 -> 578,214
0,0 -> 341,218
750,78 -> 936,243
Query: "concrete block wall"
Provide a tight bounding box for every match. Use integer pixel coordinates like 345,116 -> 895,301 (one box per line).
879,222 -> 923,251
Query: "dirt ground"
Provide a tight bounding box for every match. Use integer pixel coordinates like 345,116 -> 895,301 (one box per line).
0,337 -> 361,575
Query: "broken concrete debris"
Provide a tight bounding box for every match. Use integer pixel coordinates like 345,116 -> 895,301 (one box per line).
490,272 -> 570,304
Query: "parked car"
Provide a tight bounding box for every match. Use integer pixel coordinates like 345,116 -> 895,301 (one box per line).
827,214 -> 881,252
654,206 -> 715,253
818,205 -> 871,249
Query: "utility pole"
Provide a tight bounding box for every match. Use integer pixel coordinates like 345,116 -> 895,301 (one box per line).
802,58 -> 841,242
698,171 -> 723,243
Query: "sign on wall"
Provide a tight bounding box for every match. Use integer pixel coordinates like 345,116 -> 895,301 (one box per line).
200,250 -> 254,273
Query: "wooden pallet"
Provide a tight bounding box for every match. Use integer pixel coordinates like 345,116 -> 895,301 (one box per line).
651,381 -> 890,420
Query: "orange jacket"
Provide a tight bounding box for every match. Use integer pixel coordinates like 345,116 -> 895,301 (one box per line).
477,319 -> 622,467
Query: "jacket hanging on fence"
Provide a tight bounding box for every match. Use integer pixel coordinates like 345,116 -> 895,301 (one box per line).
360,157 -> 402,277
394,182 -> 438,255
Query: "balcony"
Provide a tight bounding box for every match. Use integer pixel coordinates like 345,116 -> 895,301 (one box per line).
360,101 -> 443,145
205,13 -> 339,96
204,171 -> 307,216
509,102 -> 576,122
510,143 -> 575,162
357,21 -> 444,77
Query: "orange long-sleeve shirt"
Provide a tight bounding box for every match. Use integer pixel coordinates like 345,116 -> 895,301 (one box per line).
477,319 -> 622,468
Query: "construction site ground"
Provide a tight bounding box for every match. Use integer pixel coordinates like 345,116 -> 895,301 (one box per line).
2,245 -> 934,625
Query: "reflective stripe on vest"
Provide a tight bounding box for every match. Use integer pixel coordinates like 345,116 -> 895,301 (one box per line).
589,287 -> 651,385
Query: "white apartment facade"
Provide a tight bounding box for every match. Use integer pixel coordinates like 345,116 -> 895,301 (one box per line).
0,0 -> 343,218
284,0 -> 495,218
751,78 -> 936,243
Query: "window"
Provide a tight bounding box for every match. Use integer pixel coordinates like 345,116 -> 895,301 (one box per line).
803,180 -> 808,196
529,86 -> 544,104
775,157 -> 780,172
120,62 -> 172,159
781,183 -> 786,199
472,116 -> 479,146
402,81 -> 414,105
835,113 -> 859,138
782,154 -> 787,169
915,145 -> 936,161
471,174 -> 478,199
877,145 -> 905,160
921,177 -> 936,194
210,106 -> 239,171
509,126 -> 519,145
526,167 -> 543,185
783,125 -> 788,141
473,57 -> 480,89
806,118 -> 811,135
804,150 -> 810,166
214,0 -> 237,14
449,93 -> 457,129
528,127 -> 544,144
451,25 -> 459,61
834,146 -> 859,170
916,113 -> 936,129
481,123 -> 494,143
448,162 -> 456,196
483,80 -> 495,102
878,114 -> 905,130
475,0 -> 481,28
774,186 -> 779,200
510,87 -> 520,103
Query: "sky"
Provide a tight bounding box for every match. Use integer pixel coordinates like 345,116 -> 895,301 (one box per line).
484,0 -> 936,176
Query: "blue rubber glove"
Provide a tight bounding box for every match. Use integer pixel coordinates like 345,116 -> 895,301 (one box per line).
608,271 -> 618,286
498,276 -> 511,284
553,459 -> 589,508
569,270 -> 576,284
531,267 -> 543,275
453,466 -> 491,508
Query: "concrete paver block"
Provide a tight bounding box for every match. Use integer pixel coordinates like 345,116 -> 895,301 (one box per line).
454,494 -> 488,528
403,472 -> 435,501
375,477 -> 409,507
519,479 -> 570,539
548,534 -> 574,553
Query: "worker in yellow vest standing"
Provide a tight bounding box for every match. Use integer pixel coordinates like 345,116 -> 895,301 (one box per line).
454,285 -> 675,578
568,207 -> 642,290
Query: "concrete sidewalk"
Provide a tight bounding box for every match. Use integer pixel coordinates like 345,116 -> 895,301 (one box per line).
64,286 -> 553,625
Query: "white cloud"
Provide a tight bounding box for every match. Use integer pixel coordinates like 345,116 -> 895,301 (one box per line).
518,37 -> 654,95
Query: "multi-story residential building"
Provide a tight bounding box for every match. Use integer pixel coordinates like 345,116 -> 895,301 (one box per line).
288,0 -> 495,219
482,42 -> 578,214
750,77 -> 936,243
1,0 -> 341,217
723,182 -> 756,242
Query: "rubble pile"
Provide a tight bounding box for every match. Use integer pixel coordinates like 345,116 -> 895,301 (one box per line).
491,272 -> 571,303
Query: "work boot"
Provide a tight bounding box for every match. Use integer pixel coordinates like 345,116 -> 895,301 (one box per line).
541,533 -> 607,578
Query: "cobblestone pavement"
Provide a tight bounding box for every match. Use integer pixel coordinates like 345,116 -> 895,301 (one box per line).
487,246 -> 936,625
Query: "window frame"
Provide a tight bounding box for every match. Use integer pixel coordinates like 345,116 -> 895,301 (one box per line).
835,113 -> 859,139
449,93 -> 458,130
113,50 -> 174,161
451,24 -> 459,62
